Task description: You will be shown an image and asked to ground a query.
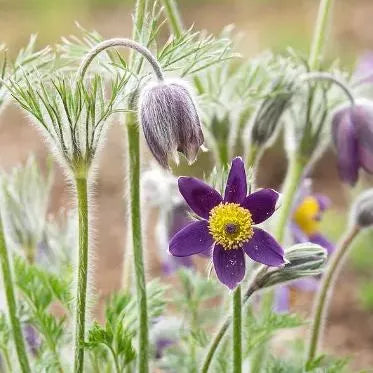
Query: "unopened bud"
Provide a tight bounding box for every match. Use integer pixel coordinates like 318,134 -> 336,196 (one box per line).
255,243 -> 327,289
332,100 -> 373,185
352,189 -> 373,228
250,80 -> 293,148
139,79 -> 204,168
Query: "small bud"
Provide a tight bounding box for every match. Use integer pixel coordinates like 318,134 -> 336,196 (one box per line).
332,100 -> 373,185
255,243 -> 327,289
352,189 -> 373,228
249,80 -> 293,148
139,79 -> 204,168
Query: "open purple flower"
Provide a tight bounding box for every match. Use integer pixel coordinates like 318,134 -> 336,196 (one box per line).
169,157 -> 285,289
291,190 -> 334,254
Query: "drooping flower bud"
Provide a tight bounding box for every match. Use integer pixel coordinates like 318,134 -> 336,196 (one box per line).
254,243 -> 327,289
352,189 -> 373,228
332,100 -> 373,185
139,80 -> 204,168
249,80 -> 293,149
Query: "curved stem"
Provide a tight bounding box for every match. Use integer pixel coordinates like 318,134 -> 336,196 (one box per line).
126,112 -> 149,373
232,286 -> 242,373
305,225 -> 360,369
77,38 -> 164,81
301,72 -> 355,106
308,0 -> 334,70
200,283 -> 258,373
73,174 -> 89,373
0,215 -> 31,373
161,0 -> 183,38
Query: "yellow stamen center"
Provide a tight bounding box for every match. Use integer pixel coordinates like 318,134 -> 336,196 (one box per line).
293,196 -> 320,235
208,203 -> 254,250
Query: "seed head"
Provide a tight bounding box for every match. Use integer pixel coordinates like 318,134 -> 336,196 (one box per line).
139,79 -> 204,168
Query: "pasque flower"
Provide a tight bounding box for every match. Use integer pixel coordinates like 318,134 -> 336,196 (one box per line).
291,185 -> 334,254
332,101 -> 373,185
139,80 -> 204,168
169,157 -> 285,289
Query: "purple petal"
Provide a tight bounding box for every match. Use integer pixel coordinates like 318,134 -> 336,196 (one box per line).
353,104 -> 373,174
178,177 -> 222,219
309,233 -> 335,254
274,286 -> 290,313
332,107 -> 360,185
293,278 -> 319,292
243,227 -> 285,266
213,244 -> 245,289
169,221 -> 213,257
224,157 -> 247,203
354,52 -> 373,84
359,143 -> 373,173
290,223 -> 309,244
313,194 -> 330,212
241,189 -> 280,224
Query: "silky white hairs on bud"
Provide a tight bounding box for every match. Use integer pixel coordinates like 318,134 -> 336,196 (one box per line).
138,79 -> 204,168
352,188 -> 373,228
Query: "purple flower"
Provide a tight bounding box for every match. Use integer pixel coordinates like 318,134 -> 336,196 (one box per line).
169,157 -> 285,289
275,183 -> 334,313
332,102 -> 373,185
162,203 -> 194,275
354,52 -> 373,84
24,324 -> 40,356
139,80 -> 204,168
291,191 -> 334,254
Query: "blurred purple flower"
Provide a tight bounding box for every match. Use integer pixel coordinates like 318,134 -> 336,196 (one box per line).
24,324 -> 40,356
291,191 -> 334,254
155,337 -> 175,359
332,102 -> 373,185
162,203 -> 194,275
354,52 -> 373,84
274,182 -> 334,312
169,157 -> 285,289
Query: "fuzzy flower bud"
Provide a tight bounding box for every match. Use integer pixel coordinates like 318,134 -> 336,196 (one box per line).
352,189 -> 373,228
139,79 -> 204,168
250,80 -> 293,148
255,243 -> 327,289
332,100 -> 373,185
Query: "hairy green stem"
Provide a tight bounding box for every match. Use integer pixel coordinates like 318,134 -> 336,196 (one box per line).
0,214 -> 31,373
305,225 -> 360,369
161,0 -> 183,37
73,175 -> 89,373
200,283 -> 259,373
127,113 -> 149,373
301,72 -> 355,105
232,286 -> 242,373
126,0 -> 150,371
274,154 -> 307,243
308,0 -> 334,70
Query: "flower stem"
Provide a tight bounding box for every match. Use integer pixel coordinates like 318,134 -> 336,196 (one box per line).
73,174 -> 89,373
0,214 -> 31,373
305,225 -> 360,369
300,72 -> 355,105
232,286 -> 242,373
161,0 -> 183,38
77,38 -> 164,81
274,153 -> 307,243
126,112 -> 149,373
200,283 -> 259,373
308,0 -> 334,70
